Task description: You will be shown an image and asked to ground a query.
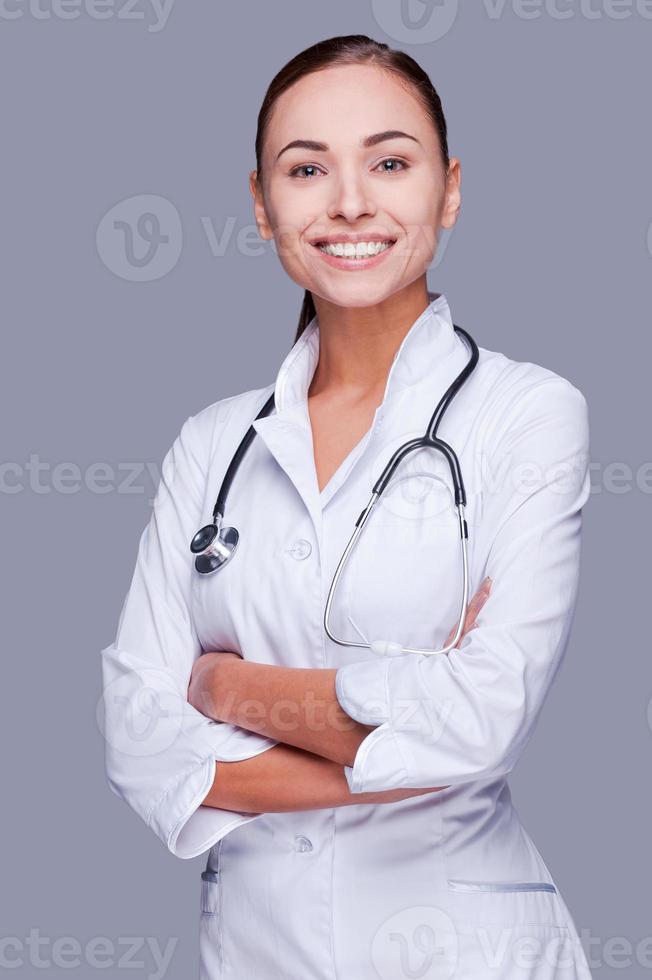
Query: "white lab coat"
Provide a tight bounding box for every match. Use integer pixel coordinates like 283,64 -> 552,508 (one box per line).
100,291 -> 594,979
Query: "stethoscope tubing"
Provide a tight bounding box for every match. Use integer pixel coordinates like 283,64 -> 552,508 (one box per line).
190,324 -> 479,657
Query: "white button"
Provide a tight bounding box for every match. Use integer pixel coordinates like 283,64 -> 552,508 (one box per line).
289,539 -> 312,560
294,835 -> 313,852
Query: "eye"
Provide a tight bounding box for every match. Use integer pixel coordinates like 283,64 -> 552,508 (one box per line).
288,163 -> 325,180
288,157 -> 410,179
375,157 -> 409,174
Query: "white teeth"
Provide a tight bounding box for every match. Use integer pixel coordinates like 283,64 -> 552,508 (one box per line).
317,240 -> 394,258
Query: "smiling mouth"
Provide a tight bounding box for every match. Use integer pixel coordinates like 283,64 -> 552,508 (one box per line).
312,239 -> 397,259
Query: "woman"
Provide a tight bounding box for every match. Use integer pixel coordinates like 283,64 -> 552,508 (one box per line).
101,35 -> 593,979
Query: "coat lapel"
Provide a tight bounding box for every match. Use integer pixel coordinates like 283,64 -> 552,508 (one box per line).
252,401 -> 324,539
250,291 -> 470,535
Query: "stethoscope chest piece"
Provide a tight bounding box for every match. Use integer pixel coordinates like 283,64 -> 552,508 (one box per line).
190,522 -> 239,573
189,321 -> 479,653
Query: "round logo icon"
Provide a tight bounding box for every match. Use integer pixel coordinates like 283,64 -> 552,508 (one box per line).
97,663 -> 186,758
364,436 -> 458,526
371,0 -> 460,44
96,193 -> 182,281
371,904 -> 458,980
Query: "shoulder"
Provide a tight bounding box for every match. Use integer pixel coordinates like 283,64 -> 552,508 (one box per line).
173,382 -> 276,467
473,340 -> 587,410
470,343 -> 589,458
188,382 -> 275,434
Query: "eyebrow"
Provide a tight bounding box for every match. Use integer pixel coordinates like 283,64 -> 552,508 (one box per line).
275,130 -> 421,162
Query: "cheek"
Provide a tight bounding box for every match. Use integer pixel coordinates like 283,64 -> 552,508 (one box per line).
271,226 -> 308,281
268,177 -> 325,226
388,196 -> 442,265
266,195 -> 321,267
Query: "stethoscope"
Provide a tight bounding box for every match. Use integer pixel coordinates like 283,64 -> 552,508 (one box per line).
190,324 -> 479,657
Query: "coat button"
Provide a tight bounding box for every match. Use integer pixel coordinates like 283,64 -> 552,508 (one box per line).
294,835 -> 313,852
289,539 -> 312,560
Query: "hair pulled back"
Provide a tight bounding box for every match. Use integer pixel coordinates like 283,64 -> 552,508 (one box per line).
253,34 -> 450,345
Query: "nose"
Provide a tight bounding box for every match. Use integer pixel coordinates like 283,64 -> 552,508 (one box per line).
326,168 -> 376,223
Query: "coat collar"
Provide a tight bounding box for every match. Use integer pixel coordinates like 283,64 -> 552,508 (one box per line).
272,290 -> 457,416
251,290 -> 466,529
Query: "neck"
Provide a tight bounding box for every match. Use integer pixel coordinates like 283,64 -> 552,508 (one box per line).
307,278 -> 431,399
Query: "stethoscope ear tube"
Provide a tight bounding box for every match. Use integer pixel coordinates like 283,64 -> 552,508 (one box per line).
371,435 -> 467,507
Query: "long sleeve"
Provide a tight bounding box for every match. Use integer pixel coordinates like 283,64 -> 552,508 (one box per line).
334,377 -> 591,794
99,411 -> 278,859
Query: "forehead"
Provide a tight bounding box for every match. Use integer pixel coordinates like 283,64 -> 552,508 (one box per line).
265,63 -> 431,155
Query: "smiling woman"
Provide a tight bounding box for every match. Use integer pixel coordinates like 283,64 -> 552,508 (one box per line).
101,33 -> 594,980
249,37 -> 458,345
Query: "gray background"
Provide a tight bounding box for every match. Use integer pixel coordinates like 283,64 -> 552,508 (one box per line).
1,1 -> 650,977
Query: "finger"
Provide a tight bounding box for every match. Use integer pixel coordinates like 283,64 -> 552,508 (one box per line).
468,577 -> 492,618
479,575 -> 492,599
444,604 -> 479,648
476,576 -> 493,612
460,585 -> 491,638
476,575 -> 492,602
445,577 -> 493,649
464,593 -> 485,627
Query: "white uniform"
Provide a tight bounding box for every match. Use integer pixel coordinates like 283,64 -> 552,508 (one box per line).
100,291 -> 594,979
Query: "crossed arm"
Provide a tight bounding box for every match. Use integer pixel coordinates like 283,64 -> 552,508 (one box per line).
187,578 -> 492,815
188,654 -> 442,814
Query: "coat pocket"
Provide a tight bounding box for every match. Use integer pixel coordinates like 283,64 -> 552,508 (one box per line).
445,878 -> 569,932
200,870 -> 220,915
444,879 -> 572,976
199,867 -> 223,980
447,878 -> 557,894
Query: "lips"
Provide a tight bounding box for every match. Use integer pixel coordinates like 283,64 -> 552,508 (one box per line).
310,238 -> 397,270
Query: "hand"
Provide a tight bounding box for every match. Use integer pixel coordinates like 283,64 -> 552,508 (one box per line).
368,786 -> 450,804
444,575 -> 492,649
383,578 -> 492,799
379,579 -> 492,800
187,650 -> 243,718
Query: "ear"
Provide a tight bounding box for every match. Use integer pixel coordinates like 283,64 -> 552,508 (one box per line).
249,169 -> 273,241
440,157 -> 462,231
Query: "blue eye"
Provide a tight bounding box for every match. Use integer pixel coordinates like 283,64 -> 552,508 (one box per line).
288,158 -> 409,179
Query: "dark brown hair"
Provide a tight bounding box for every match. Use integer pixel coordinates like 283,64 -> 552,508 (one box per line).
253,34 -> 450,346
